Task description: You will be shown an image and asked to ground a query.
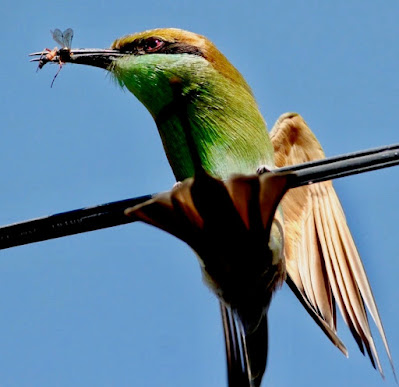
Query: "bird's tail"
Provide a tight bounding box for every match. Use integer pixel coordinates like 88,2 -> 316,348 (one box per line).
221,303 -> 269,387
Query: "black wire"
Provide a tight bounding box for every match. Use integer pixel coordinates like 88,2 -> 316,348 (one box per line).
0,143 -> 398,250
0,194 -> 153,250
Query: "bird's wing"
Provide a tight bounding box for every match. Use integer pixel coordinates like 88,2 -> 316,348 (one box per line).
126,171 -> 291,387
270,112 -> 395,378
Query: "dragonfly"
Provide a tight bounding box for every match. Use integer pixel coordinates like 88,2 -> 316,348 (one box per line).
37,28 -> 74,87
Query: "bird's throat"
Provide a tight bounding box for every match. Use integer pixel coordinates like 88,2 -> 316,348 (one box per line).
113,53 -> 274,180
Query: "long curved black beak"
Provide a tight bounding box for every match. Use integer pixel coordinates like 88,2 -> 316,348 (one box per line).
29,48 -> 125,70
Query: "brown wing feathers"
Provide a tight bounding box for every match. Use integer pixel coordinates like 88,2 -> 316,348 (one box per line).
126,171 -> 291,386
125,111 -> 395,384
271,112 -> 395,377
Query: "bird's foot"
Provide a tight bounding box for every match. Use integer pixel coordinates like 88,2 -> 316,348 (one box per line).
172,181 -> 183,190
256,165 -> 273,175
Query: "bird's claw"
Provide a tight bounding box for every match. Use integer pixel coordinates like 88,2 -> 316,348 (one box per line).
257,165 -> 273,175
172,181 -> 183,190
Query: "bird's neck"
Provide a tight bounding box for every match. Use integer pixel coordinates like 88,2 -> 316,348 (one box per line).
114,54 -> 274,180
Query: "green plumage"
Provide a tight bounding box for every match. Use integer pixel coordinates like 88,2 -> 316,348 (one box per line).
110,40 -> 279,386
111,52 -> 273,181
29,26 -> 395,387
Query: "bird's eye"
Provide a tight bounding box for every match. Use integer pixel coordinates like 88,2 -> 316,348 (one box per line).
143,38 -> 164,53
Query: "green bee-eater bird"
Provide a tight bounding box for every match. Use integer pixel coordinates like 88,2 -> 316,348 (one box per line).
31,28 -> 395,386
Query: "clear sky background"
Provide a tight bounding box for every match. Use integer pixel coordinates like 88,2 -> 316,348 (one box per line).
0,1 -> 398,386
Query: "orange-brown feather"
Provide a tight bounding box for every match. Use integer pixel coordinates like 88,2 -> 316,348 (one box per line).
270,112 -> 395,377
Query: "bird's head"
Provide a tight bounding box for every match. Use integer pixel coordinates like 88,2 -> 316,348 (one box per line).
32,28 -> 253,117
31,28 -> 273,180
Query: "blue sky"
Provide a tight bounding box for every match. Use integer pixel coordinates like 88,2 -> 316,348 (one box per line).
1,1 -> 398,386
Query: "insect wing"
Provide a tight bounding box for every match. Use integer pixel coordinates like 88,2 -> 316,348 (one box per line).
62,28 -> 74,48
51,28 -> 65,47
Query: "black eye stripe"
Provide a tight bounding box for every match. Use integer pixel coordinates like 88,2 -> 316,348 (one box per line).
119,39 -> 204,57
159,42 -> 203,56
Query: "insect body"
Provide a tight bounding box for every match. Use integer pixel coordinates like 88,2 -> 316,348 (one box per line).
37,47 -> 58,70
37,28 -> 74,87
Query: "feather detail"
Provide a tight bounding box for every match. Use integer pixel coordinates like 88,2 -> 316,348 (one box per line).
270,112 -> 395,379
125,170 -> 290,386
